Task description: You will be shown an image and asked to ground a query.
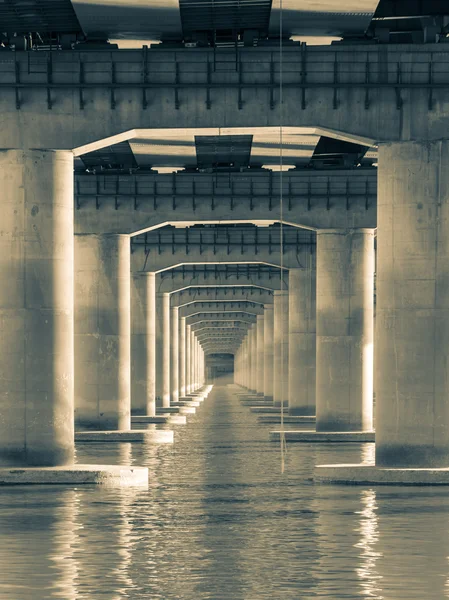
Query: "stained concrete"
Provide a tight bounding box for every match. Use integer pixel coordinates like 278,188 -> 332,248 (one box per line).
0,465 -> 148,486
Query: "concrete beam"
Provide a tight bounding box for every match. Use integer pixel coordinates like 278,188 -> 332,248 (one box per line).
180,303 -> 266,317
171,288 -> 274,307
156,271 -> 286,293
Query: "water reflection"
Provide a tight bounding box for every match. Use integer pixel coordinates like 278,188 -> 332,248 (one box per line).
2,389 -> 449,598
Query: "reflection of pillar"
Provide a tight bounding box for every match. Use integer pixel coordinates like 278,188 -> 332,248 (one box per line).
131,272 -> 156,416
263,306 -> 274,401
256,315 -> 265,395
316,230 -> 374,432
170,306 -> 179,403
288,267 -> 316,416
179,317 -> 186,397
75,233 -> 131,431
0,150 -> 74,466
186,324 -> 192,394
273,291 -> 289,407
376,142 -> 449,467
156,292 -> 170,408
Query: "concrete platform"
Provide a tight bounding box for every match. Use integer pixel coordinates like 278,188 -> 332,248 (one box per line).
250,407 -> 288,414
0,465 -> 148,486
241,400 -> 275,407
75,430 -> 174,443
132,415 -> 187,425
257,415 -> 316,424
131,415 -> 170,424
269,430 -> 375,443
172,400 -> 201,407
314,464 -> 449,485
157,406 -> 196,415
180,396 -> 204,402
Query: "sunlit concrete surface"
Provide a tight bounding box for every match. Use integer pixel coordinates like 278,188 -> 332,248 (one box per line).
257,415 -> 316,424
0,465 -> 148,486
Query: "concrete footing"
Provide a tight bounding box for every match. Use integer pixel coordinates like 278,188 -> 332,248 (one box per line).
314,464 -> 449,485
172,400 -> 201,407
250,407 -> 288,414
269,430 -> 375,442
157,406 -> 196,415
0,465 -> 148,486
180,396 -> 204,403
75,430 -> 174,443
240,400 -> 274,407
131,415 -> 187,425
257,415 -> 316,424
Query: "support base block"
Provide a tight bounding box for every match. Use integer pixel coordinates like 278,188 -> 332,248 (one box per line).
269,430 -> 375,443
132,415 -> 187,425
157,407 -> 196,415
241,400 -> 275,407
258,415 -> 316,424
75,430 -> 174,443
172,400 -> 201,407
250,407 -> 288,414
314,464 -> 449,485
0,465 -> 148,486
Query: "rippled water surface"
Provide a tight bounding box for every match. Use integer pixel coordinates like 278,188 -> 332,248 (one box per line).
1,386 -> 449,599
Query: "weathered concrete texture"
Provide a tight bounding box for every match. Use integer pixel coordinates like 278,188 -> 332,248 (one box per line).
75,430 -> 174,443
256,315 -> 265,395
166,415 -> 188,425
314,465 -> 449,485
179,317 -> 187,397
186,324 -> 192,394
131,272 -> 156,416
270,431 -> 375,442
0,150 -> 75,467
0,465 -> 148,486
288,268 -> 316,416
171,306 -> 180,403
273,291 -> 289,407
375,142 -> 449,468
250,324 -> 257,393
172,400 -> 201,407
257,415 -> 316,424
75,233 -> 131,431
263,305 -> 274,402
156,292 -> 171,408
316,229 -> 374,432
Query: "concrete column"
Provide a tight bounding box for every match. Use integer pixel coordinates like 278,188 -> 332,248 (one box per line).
179,317 -> 186,397
0,150 -> 74,466
250,324 -> 257,392
75,233 -> 131,430
263,305 -> 274,401
190,329 -> 195,391
186,324 -> 192,394
288,267 -> 316,416
273,291 -> 289,407
131,272 -> 156,416
170,306 -> 179,403
256,316 -> 265,395
156,292 -> 170,408
376,141 -> 449,467
316,229 -> 374,432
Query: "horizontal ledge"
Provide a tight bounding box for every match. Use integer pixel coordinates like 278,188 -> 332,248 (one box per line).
0,465 -> 148,486
269,430 -> 375,442
75,430 -> 174,443
315,464 -> 449,485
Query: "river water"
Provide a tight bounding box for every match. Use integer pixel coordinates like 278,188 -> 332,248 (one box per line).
1,385 -> 449,599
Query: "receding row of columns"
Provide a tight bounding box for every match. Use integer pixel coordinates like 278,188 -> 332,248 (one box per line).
235,229 -> 374,432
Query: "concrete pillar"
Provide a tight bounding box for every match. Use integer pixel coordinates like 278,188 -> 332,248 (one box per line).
288,267 -> 316,416
186,324 -> 192,394
376,141 -> 449,467
75,233 -> 131,430
0,150 -> 74,466
131,272 -> 156,416
316,229 -> 374,432
256,316 -> 265,395
273,291 -> 289,407
250,324 -> 257,392
190,329 -> 195,391
156,292 -> 170,408
179,317 -> 186,397
263,305 -> 274,401
170,306 -> 179,403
